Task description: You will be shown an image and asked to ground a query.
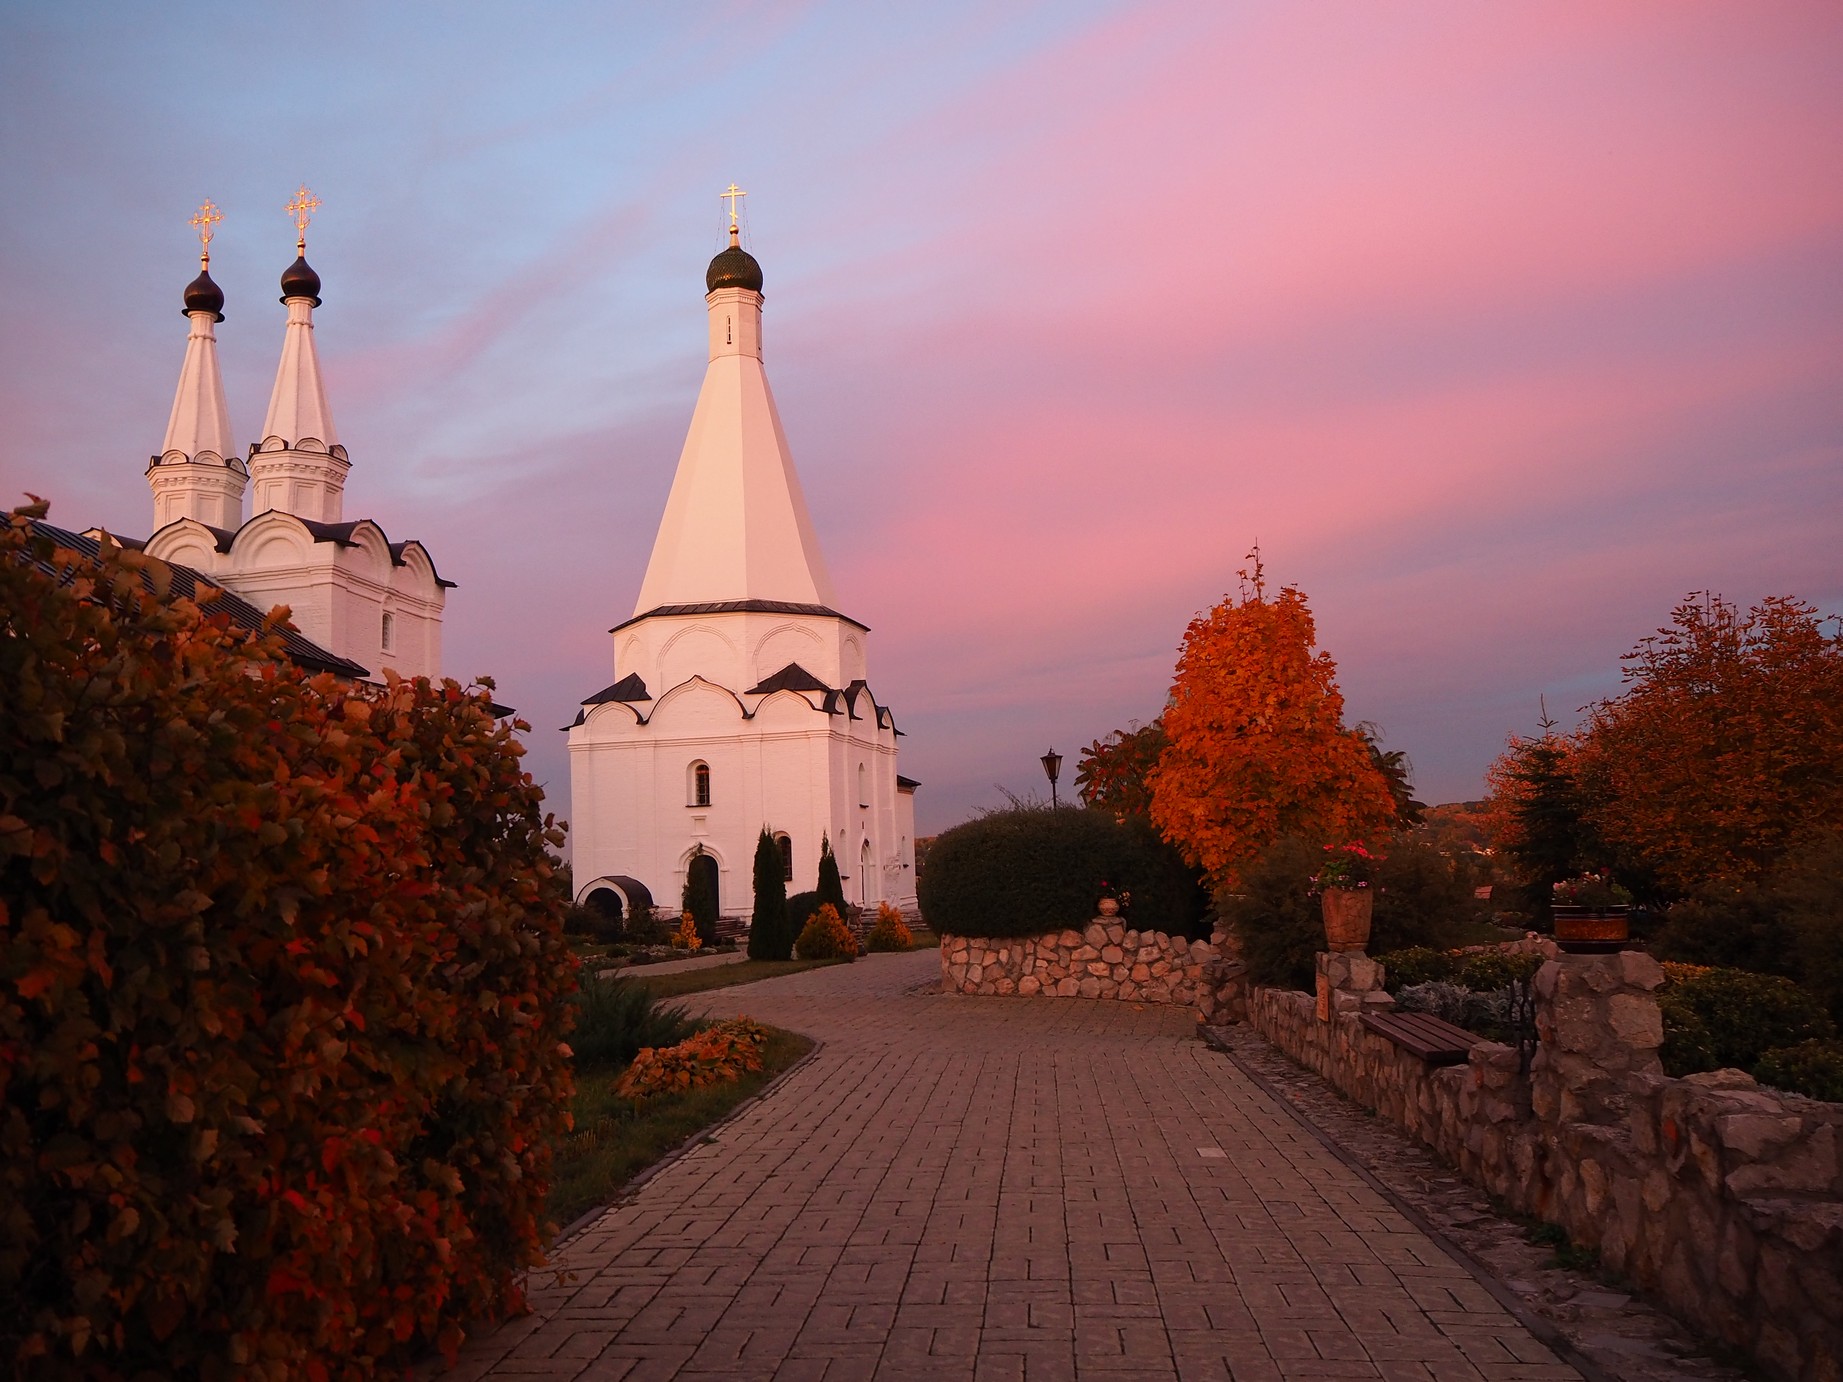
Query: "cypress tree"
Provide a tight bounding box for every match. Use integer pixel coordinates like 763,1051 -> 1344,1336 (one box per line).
681,846 -> 719,946
817,835 -> 847,917
750,829 -> 791,960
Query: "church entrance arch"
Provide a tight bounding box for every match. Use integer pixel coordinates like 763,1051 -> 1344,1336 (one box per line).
686,849 -> 721,916
577,875 -> 655,922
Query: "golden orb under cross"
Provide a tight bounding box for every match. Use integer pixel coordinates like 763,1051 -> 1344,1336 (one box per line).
286,184 -> 321,250
189,199 -> 223,266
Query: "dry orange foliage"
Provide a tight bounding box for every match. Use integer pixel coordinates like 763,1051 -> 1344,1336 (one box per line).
1575,593 -> 1843,894
1148,556 -> 1396,893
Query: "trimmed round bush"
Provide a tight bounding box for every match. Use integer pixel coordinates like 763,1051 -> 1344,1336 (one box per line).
917,807 -> 1207,940
1659,967 -> 1836,1077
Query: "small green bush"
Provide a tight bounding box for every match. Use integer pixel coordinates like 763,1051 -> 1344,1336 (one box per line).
569,976 -> 694,1067
1453,949 -> 1542,993
918,806 -> 1207,940
1377,946 -> 1459,991
1752,1040 -> 1843,1103
1658,967 -> 1836,1077
865,903 -> 913,952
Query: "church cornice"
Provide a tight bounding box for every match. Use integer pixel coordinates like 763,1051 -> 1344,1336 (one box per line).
610,600 -> 868,635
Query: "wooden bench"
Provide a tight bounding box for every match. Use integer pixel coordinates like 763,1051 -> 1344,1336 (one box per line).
1358,1010 -> 1480,1065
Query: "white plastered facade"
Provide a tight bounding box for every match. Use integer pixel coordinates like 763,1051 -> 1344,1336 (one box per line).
140,259 -> 447,681
568,235 -> 917,920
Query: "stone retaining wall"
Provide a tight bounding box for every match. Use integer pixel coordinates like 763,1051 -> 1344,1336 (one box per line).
1247,952 -> 1843,1382
940,919 -> 1230,1009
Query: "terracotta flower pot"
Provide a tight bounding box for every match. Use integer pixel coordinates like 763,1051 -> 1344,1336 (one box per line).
1552,905 -> 1630,954
1320,889 -> 1372,953
1097,897 -> 1121,917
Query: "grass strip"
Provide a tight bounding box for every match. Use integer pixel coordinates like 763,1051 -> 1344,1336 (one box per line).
548,1026 -> 813,1231
625,956 -> 846,999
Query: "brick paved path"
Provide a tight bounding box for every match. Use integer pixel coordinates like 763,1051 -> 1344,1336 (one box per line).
448,952 -> 1578,1381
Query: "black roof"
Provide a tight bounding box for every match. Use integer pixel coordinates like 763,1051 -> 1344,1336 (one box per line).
612,599 -> 868,634
23,519 -> 370,679
280,253 -> 322,306
897,775 -> 920,792
583,672 -> 650,704
183,266 -> 225,321
745,662 -> 833,696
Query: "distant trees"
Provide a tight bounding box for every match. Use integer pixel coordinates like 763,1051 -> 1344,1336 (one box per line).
1147,556 -> 1397,893
1486,593 -> 1843,902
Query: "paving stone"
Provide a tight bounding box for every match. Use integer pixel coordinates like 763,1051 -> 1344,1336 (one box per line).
444,953 -> 1578,1380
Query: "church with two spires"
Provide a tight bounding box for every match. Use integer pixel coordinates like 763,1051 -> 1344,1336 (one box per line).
566,201 -> 918,922
126,192 -> 449,684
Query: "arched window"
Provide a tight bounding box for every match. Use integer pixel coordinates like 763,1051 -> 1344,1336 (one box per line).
690,760 -> 711,807
857,762 -> 868,808
776,833 -> 793,883
380,611 -> 394,652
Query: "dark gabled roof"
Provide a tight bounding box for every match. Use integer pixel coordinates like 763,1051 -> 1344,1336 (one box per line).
745,662 -> 833,696
897,775 -> 920,792
281,519 -> 457,589
22,519 -> 370,679
611,600 -> 869,634
583,672 -> 650,704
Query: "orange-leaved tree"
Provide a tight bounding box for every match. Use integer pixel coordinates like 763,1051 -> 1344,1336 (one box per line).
1147,555 -> 1396,892
1573,592 -> 1843,896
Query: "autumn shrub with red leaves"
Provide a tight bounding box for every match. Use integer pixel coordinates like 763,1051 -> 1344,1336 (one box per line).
0,503 -> 576,1378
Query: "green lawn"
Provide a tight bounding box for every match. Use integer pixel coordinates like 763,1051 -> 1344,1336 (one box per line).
548,1026 -> 813,1232
625,956 -> 849,999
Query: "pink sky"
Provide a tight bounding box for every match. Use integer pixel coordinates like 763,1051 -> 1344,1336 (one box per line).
2,2 -> 1839,837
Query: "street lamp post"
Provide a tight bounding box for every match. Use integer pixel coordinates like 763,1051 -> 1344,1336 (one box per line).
1041,748 -> 1063,809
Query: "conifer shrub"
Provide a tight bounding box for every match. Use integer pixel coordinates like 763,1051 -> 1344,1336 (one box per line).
0,505 -> 575,1375
816,837 -> 847,917
795,904 -> 858,960
749,828 -> 793,960
917,806 -> 1206,940
865,903 -> 913,952
569,976 -> 693,1067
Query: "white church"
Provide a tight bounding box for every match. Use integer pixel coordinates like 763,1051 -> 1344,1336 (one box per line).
124,194 -> 449,681
567,208 -> 918,924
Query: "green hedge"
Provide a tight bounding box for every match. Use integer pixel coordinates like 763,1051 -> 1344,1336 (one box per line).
1658,967 -> 1835,1077
917,806 -> 1207,940
1229,835 -> 1485,991
0,507 -> 575,1375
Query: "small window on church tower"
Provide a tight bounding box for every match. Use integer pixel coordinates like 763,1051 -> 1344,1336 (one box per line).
381,612 -> 394,652
690,761 -> 711,807
726,316 -> 733,346
776,833 -> 793,883
858,762 -> 868,808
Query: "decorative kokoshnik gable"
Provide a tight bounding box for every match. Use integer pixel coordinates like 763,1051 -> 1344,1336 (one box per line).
568,188 -> 917,925
122,192 -> 451,684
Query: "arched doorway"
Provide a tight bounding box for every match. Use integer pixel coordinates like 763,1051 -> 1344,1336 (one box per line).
686,850 -> 721,944
860,838 -> 876,908
586,887 -> 624,927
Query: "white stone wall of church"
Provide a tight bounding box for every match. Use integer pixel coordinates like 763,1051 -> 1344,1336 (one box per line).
569,701 -> 914,918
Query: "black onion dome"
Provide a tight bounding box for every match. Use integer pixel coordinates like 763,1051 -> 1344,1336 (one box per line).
705,242 -> 763,294
183,267 -> 225,321
279,254 -> 322,306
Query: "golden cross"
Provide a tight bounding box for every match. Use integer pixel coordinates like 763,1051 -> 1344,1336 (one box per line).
189,199 -> 223,265
721,182 -> 746,231
286,184 -> 321,250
